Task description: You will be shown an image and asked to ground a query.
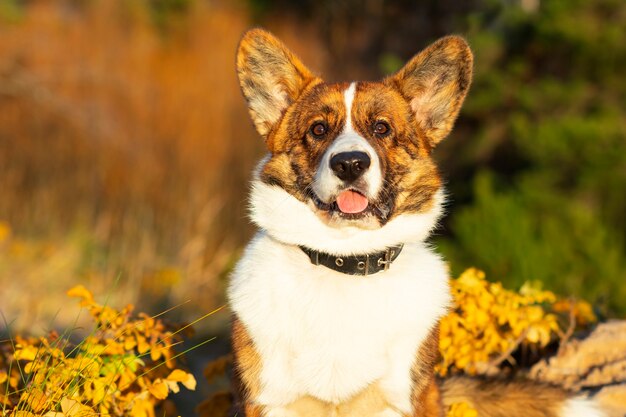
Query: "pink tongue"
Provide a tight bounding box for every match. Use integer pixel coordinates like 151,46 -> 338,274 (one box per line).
336,190 -> 369,214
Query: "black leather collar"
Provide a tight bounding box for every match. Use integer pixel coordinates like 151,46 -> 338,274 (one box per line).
299,244 -> 404,276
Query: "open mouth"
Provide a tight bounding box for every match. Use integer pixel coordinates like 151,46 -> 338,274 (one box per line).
311,189 -> 375,220
336,189 -> 369,214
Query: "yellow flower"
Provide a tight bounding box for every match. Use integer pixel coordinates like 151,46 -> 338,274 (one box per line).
447,401 -> 478,417
438,268 -> 595,376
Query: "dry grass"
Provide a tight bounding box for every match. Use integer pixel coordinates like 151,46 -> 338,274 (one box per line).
0,1 -> 327,333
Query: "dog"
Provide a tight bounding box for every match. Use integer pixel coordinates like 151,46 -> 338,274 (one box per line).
227,28 -> 606,417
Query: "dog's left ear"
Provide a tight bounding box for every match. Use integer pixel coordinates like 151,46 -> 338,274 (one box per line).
385,36 -> 473,146
237,28 -> 318,139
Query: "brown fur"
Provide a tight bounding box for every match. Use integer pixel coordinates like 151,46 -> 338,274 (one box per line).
236,28 -> 320,137
231,317 -> 263,414
384,36 -> 473,146
259,82 -> 349,201
441,377 -> 568,417
350,83 -> 443,217
411,326 -> 444,416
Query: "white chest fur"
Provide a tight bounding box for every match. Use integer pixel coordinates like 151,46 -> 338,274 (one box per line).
228,233 -> 450,410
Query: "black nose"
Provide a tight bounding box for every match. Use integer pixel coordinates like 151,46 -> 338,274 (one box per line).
330,151 -> 371,183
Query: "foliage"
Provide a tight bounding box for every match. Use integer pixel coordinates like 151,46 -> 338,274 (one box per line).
0,0 -> 248,331
0,221 -> 201,339
437,0 -> 626,315
438,268 -> 596,377
0,286 -> 196,417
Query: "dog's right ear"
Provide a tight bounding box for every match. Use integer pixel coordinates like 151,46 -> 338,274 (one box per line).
237,28 -> 318,139
385,36 -> 473,147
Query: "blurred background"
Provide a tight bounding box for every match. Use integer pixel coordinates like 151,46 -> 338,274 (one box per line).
0,0 -> 625,339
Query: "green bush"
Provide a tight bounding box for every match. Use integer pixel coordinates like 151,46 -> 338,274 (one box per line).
438,0 -> 626,315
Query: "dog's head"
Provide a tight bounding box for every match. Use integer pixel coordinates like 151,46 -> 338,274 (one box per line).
237,29 -> 472,254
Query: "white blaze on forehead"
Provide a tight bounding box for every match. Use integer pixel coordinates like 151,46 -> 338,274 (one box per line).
343,82 -> 357,133
312,82 -> 384,202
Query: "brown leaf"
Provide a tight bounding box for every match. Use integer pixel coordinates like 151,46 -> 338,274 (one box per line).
203,355 -> 232,384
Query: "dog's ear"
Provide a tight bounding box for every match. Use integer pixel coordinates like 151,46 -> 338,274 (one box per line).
237,28 -> 318,138
385,36 -> 473,146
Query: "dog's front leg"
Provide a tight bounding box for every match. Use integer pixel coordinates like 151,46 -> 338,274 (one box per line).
376,327 -> 443,417
374,345 -> 423,417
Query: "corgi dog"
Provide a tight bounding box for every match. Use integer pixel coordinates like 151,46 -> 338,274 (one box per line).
227,28 -> 605,417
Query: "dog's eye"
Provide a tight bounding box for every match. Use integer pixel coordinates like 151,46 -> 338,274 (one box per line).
373,121 -> 390,136
310,122 -> 327,138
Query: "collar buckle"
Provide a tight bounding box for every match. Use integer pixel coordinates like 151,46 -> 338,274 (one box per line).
377,247 -> 397,271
